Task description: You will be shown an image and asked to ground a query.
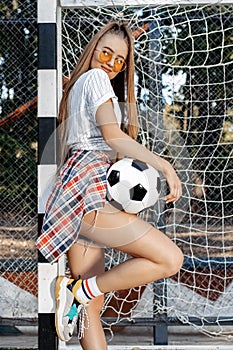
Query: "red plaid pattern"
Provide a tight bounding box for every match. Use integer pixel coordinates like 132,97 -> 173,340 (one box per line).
37,150 -> 112,263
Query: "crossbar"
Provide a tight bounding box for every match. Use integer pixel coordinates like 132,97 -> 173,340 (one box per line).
59,345 -> 233,350
59,0 -> 233,8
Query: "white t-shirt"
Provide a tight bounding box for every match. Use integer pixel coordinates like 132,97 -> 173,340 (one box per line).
67,68 -> 122,151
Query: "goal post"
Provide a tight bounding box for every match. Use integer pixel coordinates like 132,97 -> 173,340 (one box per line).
37,0 -> 59,349
37,0 -> 233,349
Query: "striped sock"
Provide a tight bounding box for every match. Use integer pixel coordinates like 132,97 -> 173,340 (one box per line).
72,276 -> 103,304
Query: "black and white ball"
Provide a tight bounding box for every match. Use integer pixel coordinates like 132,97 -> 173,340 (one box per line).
106,158 -> 161,214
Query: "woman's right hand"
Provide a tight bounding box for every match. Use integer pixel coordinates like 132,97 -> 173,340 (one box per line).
161,160 -> 182,203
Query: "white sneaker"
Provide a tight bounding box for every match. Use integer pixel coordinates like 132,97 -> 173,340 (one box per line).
55,276 -> 83,342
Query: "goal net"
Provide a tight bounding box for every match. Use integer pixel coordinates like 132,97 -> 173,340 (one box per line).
59,1 -> 233,340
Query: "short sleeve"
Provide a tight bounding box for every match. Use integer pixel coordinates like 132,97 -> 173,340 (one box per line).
85,69 -> 116,117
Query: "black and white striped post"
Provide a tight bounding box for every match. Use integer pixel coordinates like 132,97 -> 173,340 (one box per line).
37,1 -> 60,349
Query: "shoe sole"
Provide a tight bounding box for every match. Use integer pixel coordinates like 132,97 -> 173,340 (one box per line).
55,276 -> 71,342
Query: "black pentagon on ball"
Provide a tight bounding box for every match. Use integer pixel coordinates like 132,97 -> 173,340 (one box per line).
107,170 -> 120,186
131,159 -> 149,172
130,183 -> 147,201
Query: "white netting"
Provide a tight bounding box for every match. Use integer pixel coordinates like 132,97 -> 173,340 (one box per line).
60,2 -> 233,340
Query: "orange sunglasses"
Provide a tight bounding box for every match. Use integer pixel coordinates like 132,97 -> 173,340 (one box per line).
95,48 -> 127,72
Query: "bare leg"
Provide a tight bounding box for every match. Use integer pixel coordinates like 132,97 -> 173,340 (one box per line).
67,203 -> 183,348
97,227 -> 183,293
80,203 -> 184,294
67,242 -> 107,350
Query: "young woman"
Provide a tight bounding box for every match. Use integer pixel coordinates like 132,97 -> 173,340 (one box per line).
37,21 -> 183,349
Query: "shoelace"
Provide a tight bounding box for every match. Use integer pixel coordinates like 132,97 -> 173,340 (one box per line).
78,304 -> 90,339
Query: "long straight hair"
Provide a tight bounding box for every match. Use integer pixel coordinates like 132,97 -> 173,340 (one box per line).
58,22 -> 138,167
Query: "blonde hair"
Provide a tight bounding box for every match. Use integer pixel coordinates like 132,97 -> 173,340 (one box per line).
58,21 -> 138,167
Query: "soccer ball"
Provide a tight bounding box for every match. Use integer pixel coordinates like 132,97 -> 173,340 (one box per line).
106,158 -> 161,214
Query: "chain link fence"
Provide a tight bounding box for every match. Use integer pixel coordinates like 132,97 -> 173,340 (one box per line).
0,1 -> 38,315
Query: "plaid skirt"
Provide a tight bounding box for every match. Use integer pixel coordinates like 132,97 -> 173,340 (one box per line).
36,149 -> 112,263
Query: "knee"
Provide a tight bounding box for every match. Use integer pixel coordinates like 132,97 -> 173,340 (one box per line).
163,246 -> 184,278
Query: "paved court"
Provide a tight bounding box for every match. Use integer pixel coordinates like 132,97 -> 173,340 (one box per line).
0,325 -> 232,349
